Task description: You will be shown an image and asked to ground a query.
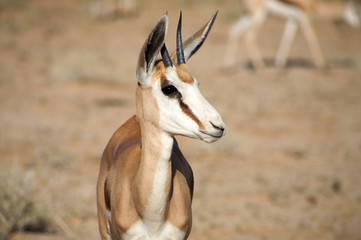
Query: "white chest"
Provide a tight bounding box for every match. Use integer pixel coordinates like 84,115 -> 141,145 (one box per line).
121,220 -> 186,240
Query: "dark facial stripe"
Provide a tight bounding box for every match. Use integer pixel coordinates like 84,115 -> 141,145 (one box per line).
179,100 -> 204,129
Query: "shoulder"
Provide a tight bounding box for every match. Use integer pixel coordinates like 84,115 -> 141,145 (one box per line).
103,115 -> 141,165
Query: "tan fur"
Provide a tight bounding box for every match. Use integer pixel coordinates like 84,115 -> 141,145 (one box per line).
96,116 -> 142,238
97,73 -> 194,240
152,61 -> 167,85
97,117 -> 194,238
176,64 -> 194,84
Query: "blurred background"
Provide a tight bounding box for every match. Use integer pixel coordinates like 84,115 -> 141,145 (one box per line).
0,0 -> 360,239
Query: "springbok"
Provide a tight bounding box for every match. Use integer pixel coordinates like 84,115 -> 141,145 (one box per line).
224,0 -> 325,69
96,11 -> 225,240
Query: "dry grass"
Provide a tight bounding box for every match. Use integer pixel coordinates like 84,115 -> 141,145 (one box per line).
0,164 -> 52,240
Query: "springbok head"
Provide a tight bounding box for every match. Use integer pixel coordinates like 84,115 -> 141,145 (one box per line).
136,11 -> 225,143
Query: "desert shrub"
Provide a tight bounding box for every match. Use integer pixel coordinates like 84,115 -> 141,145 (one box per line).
0,164 -> 52,240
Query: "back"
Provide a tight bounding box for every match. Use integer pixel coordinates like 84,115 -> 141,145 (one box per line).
279,0 -> 316,12
241,0 -> 316,13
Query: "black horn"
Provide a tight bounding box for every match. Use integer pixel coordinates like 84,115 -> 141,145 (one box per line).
176,11 -> 186,64
161,44 -> 173,67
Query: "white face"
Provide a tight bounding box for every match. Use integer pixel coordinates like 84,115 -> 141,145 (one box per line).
149,63 -> 225,143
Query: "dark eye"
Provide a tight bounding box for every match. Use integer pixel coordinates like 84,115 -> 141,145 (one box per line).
161,85 -> 179,96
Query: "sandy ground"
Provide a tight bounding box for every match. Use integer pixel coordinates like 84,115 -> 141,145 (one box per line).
1,0 -> 361,239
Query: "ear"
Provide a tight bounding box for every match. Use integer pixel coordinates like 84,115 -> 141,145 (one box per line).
172,10 -> 218,63
137,14 -> 168,86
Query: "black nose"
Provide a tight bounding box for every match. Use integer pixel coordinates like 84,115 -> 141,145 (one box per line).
210,122 -> 225,134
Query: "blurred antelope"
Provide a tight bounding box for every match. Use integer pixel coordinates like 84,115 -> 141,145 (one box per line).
91,0 -> 136,19
224,0 -> 325,69
96,11 -> 225,240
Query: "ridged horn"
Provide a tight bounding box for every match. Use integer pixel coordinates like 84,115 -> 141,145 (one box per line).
176,11 -> 185,64
161,44 -> 173,67
170,10 -> 218,63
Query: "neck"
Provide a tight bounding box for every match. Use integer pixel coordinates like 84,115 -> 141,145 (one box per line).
134,118 -> 174,233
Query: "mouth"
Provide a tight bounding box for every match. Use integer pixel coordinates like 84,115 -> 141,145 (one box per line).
200,130 -> 224,139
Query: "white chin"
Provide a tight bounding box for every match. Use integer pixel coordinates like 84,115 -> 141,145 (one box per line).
202,136 -> 219,143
